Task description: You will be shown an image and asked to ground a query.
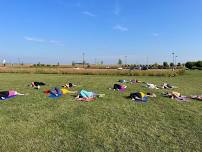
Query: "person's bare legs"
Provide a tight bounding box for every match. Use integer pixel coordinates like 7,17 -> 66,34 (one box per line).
15,92 -> 25,96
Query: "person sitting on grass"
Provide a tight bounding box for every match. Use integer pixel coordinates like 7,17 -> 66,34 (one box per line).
0,90 -> 25,100
29,82 -> 46,89
129,92 -> 156,102
75,89 -> 105,102
109,84 -> 127,92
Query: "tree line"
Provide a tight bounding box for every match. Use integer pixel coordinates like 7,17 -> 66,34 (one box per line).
185,61 -> 202,70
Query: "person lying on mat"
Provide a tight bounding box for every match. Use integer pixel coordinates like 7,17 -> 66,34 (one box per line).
0,90 -> 25,100
75,90 -> 105,101
118,80 -> 128,83
44,88 -> 77,97
160,83 -> 177,89
190,95 -> 202,101
130,79 -> 142,84
144,82 -> 159,89
162,91 -> 187,101
61,82 -> 77,88
129,92 -> 156,102
29,82 -> 46,89
109,84 -> 127,91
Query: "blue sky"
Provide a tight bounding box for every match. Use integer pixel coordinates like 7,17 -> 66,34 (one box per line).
0,0 -> 202,64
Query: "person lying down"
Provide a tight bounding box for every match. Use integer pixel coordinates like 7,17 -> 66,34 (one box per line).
190,95 -> 202,101
162,91 -> 187,101
109,84 -> 127,92
75,90 -> 105,101
129,92 -> 156,102
0,90 -> 25,100
44,87 -> 77,98
144,82 -> 159,89
61,82 -> 77,88
163,92 -> 202,101
160,83 -> 177,89
29,82 -> 46,89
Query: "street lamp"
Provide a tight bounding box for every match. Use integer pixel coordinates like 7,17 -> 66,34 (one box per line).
175,55 -> 178,67
125,56 -> 127,65
172,52 -> 175,70
82,52 -> 85,68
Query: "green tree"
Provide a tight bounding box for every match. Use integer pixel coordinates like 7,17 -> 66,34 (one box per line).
185,62 -> 194,69
163,62 -> 169,68
196,61 -> 202,67
170,62 -> 174,67
177,62 -> 181,67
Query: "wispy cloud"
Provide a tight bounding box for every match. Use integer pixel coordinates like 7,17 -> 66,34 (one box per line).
152,33 -> 159,37
113,25 -> 128,32
24,36 -> 45,42
114,1 -> 121,15
24,36 -> 64,46
49,40 -> 64,46
82,11 -> 96,17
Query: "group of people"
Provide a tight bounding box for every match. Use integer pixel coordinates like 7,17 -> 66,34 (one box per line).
110,79 -> 202,102
0,79 -> 201,102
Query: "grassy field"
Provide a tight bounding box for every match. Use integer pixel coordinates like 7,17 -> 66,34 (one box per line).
0,71 -> 201,151
0,66 -> 185,76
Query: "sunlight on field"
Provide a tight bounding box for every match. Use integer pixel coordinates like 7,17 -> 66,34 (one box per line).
0,71 -> 201,151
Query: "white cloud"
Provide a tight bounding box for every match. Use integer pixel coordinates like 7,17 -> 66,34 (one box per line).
113,25 -> 128,32
24,36 -> 45,42
152,33 -> 159,37
82,11 -> 96,17
24,36 -> 64,46
49,40 -> 64,46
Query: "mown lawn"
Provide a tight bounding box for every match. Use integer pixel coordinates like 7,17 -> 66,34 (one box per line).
0,71 -> 201,151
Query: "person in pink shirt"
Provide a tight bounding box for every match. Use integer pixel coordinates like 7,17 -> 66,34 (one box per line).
0,90 -> 25,100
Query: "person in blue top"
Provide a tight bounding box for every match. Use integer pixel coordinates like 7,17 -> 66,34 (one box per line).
75,90 -> 105,101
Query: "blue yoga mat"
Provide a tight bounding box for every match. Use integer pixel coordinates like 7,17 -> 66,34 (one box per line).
0,95 -> 16,100
48,94 -> 63,99
135,96 -> 148,102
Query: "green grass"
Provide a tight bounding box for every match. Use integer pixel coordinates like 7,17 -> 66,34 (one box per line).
0,71 -> 201,151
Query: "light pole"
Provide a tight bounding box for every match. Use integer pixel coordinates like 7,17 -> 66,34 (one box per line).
146,56 -> 148,66
125,56 -> 127,65
82,52 -> 85,68
172,52 -> 175,70
175,55 -> 178,67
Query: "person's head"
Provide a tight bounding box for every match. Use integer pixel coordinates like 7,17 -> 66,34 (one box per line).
69,83 -> 73,88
